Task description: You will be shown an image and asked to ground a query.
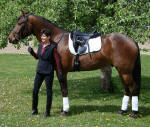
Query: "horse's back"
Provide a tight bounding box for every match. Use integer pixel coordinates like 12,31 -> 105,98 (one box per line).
102,33 -> 137,49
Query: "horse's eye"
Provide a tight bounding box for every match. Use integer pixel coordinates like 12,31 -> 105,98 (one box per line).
18,22 -> 22,25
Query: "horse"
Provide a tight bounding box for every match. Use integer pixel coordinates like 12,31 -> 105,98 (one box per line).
8,11 -> 141,118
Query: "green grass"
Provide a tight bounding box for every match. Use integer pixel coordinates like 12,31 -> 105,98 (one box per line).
0,54 -> 150,127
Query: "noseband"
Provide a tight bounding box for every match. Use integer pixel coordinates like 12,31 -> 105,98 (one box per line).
11,14 -> 30,40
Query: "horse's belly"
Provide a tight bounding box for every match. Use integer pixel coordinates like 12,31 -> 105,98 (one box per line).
79,52 -> 110,71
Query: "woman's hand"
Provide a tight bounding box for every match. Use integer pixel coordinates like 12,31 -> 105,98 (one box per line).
27,46 -> 38,59
28,46 -> 33,53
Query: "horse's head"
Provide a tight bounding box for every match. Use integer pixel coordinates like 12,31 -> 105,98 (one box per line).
8,10 -> 32,44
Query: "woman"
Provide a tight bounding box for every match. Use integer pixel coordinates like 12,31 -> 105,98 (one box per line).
28,29 -> 63,118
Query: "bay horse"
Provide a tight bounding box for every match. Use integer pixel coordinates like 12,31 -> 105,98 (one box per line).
8,11 -> 141,118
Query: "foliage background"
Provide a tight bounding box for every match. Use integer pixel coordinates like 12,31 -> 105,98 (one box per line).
0,0 -> 150,48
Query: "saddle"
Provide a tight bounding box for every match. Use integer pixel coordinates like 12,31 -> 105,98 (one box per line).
70,29 -> 100,71
70,29 -> 100,55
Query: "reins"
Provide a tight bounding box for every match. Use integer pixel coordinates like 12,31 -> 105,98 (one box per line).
57,32 -> 65,44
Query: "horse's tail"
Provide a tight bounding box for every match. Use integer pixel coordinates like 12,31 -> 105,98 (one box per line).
132,42 -> 141,96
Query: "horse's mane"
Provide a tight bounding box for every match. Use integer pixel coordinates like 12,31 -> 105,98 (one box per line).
31,14 -> 66,31
33,14 -> 53,24
17,12 -> 65,32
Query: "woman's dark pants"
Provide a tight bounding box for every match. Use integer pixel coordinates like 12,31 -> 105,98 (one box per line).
32,72 -> 54,115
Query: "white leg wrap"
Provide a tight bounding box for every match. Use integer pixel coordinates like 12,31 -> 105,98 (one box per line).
132,96 -> 138,111
121,95 -> 129,111
63,97 -> 69,112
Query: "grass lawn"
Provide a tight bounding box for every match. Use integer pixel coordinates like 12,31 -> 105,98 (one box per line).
0,54 -> 150,127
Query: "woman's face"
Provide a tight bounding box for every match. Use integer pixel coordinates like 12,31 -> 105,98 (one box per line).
41,34 -> 50,43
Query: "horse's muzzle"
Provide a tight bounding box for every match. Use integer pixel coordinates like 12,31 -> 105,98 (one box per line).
8,33 -> 19,44
8,37 -> 19,44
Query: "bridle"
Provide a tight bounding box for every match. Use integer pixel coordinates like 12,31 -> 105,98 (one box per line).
11,14 -> 30,41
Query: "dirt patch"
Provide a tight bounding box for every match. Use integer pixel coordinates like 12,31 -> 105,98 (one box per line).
138,39 -> 150,55
0,41 -> 35,54
0,43 -> 28,54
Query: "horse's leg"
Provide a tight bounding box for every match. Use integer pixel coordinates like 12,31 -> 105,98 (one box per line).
118,81 -> 130,115
61,72 -> 69,115
100,66 -> 112,92
118,72 -> 140,118
56,71 -> 69,115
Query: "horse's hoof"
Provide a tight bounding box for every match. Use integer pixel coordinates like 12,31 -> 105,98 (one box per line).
130,111 -> 139,118
60,111 -> 67,116
118,110 -> 127,115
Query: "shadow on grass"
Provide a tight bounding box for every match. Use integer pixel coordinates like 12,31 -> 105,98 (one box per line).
22,75 -> 150,100
61,105 -> 150,118
68,105 -> 120,114
27,75 -> 123,100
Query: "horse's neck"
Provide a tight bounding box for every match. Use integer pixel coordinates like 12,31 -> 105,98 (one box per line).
30,16 -> 65,43
50,27 -> 65,42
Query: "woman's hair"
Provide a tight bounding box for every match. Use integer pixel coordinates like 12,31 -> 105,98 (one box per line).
41,28 -> 52,37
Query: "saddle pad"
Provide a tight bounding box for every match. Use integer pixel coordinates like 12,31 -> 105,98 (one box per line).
68,34 -> 101,55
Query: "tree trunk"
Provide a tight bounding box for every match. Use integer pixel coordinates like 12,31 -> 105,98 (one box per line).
100,66 -> 112,92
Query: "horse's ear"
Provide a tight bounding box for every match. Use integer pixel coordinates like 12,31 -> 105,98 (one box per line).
21,9 -> 27,18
